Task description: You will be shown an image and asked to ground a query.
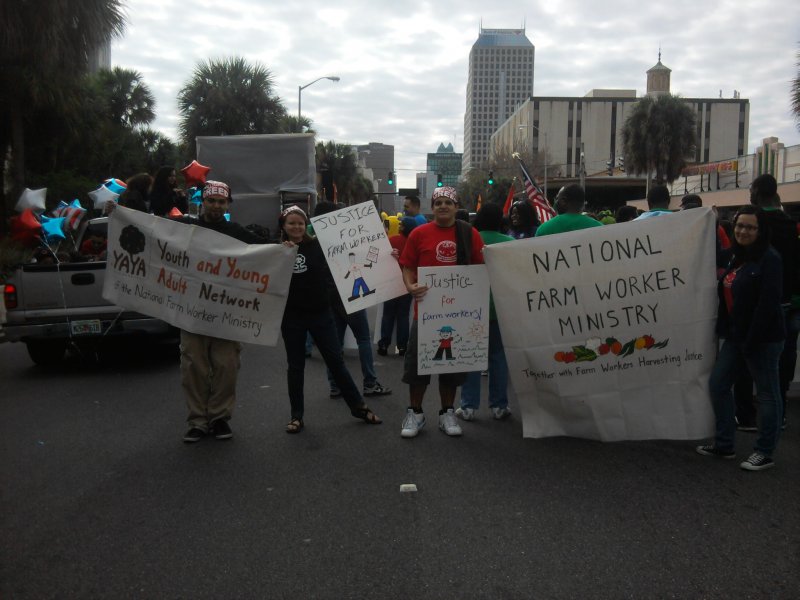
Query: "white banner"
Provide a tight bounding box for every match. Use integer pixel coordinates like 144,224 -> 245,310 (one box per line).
103,206 -> 296,345
484,208 -> 718,441
311,203 -> 407,314
416,265 -> 490,374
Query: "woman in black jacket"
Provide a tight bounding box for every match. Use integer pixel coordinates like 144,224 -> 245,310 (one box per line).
150,166 -> 188,216
278,205 -> 382,433
697,205 -> 785,471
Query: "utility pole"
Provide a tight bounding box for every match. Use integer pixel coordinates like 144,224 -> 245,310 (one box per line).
579,142 -> 586,190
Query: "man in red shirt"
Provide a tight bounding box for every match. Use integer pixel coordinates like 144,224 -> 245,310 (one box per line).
398,186 -> 484,438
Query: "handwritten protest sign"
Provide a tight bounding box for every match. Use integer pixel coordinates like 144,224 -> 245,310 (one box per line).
416,265 -> 490,375
311,203 -> 407,314
484,208 -> 717,441
103,206 -> 295,345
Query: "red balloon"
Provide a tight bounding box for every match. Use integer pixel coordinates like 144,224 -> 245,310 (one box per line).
10,209 -> 42,247
181,160 -> 211,187
168,207 -> 183,217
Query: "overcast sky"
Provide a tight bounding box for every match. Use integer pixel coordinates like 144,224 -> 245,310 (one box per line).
112,0 -> 800,188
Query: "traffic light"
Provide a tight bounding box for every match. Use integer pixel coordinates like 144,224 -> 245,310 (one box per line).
437,173 -> 443,187
488,170 -> 494,185
606,160 -> 613,176
387,171 -> 394,186
618,157 -> 625,172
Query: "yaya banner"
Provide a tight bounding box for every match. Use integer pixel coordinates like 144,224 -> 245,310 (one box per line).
484,208 -> 717,441
311,202 -> 407,314
103,206 -> 296,345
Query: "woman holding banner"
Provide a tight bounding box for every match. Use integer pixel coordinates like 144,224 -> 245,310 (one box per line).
278,206 -> 382,433
697,206 -> 785,471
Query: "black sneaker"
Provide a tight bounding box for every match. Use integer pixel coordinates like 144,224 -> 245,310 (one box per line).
210,420 -> 233,440
364,381 -> 392,396
397,347 -> 406,356
330,388 -> 342,399
377,344 -> 388,356
183,427 -> 205,443
736,423 -> 758,432
740,452 -> 774,471
695,445 -> 735,459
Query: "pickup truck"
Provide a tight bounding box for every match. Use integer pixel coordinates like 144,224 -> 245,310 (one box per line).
2,217 -> 177,365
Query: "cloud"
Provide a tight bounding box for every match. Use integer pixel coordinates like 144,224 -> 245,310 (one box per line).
112,0 -> 800,186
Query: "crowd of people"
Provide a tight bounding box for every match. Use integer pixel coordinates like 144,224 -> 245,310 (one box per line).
65,167 -> 799,473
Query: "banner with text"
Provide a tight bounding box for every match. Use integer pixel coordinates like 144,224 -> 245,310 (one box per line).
417,265 -> 490,375
311,203 -> 407,314
484,208 -> 717,441
103,206 -> 296,345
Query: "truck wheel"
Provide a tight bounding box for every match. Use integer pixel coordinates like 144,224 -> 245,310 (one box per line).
26,340 -> 67,366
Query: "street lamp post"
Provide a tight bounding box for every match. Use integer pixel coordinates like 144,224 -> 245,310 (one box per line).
519,124 -> 548,199
298,76 -> 340,121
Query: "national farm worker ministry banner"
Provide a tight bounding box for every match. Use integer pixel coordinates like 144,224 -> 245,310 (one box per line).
311,202 -> 408,314
484,208 -> 718,441
103,206 -> 296,345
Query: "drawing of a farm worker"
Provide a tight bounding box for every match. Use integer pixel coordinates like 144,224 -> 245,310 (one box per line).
433,325 -> 457,361
345,251 -> 376,301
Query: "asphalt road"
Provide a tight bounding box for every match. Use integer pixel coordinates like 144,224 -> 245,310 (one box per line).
1,334 -> 798,599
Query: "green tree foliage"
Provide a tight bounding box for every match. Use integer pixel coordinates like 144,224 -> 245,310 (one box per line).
178,57 -> 287,157
0,0 -> 126,223
315,141 -> 374,205
622,94 -> 697,184
279,115 -> 314,134
95,67 -> 156,128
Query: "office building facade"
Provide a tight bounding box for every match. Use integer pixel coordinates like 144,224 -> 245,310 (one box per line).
463,27 -> 535,173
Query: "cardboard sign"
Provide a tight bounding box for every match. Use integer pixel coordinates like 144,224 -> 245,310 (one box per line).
416,265 -> 490,374
311,203 -> 407,314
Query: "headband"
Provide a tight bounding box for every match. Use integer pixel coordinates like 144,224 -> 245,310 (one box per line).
280,205 -> 308,220
203,180 -> 231,199
431,186 -> 458,203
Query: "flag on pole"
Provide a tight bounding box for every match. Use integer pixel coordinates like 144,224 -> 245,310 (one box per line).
502,182 -> 515,216
475,194 -> 483,212
515,154 -> 556,223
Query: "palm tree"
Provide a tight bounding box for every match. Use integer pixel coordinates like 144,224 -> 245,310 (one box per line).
95,67 -> 156,128
279,115 -> 314,134
0,0 -> 126,222
178,56 -> 287,157
315,141 -> 373,204
622,94 -> 697,184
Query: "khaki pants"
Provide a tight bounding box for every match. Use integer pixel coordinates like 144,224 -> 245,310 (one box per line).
180,330 -> 242,430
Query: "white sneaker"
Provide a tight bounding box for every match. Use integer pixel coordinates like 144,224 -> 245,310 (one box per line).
455,407 -> 475,421
492,406 -> 511,420
401,408 -> 425,438
439,408 -> 463,436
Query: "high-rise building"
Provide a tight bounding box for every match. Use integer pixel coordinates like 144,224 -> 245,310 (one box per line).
427,143 -> 462,188
356,142 -> 395,195
463,27 -> 535,173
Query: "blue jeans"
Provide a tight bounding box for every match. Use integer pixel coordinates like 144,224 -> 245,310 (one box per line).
281,309 -> 363,419
459,320 -> 509,410
709,339 -> 783,456
379,294 -> 412,350
327,308 -> 377,390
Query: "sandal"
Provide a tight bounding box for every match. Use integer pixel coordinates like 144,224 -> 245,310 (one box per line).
351,406 -> 382,425
285,418 -> 304,433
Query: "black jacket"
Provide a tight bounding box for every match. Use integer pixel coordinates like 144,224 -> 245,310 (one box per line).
761,208 -> 799,304
716,246 -> 785,345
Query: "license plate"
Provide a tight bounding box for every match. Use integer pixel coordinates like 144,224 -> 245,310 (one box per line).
70,319 -> 102,335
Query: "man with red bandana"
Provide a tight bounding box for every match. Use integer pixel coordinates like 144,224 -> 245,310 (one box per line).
397,186 -> 484,438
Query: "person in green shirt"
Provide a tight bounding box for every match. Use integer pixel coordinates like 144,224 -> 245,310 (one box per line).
535,184 -> 602,237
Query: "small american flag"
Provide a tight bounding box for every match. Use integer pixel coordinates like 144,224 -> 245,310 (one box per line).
515,155 -> 556,223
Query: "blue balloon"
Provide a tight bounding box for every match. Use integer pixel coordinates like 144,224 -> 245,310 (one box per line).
40,215 -> 66,245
